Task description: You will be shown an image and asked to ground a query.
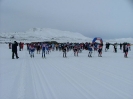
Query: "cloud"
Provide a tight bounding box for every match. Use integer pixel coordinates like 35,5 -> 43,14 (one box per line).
0,0 -> 133,39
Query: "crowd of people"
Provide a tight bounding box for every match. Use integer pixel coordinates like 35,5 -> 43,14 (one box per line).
25,42 -> 105,58
9,41 -> 131,59
105,42 -> 131,58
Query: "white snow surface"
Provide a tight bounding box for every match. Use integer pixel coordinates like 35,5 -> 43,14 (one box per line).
0,44 -> 133,99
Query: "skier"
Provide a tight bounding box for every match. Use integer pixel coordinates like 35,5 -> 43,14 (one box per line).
105,42 -> 110,52
73,44 -> 78,56
63,46 -> 67,58
113,43 -> 117,53
45,44 -> 49,54
124,43 -> 129,58
98,44 -> 103,57
48,44 -> 52,53
88,43 -> 93,57
30,44 -> 35,58
120,43 -> 122,50
42,43 -> 46,58
37,43 -> 41,54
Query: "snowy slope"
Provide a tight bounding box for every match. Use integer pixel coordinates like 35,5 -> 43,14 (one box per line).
0,44 -> 133,99
1,28 -> 133,43
0,28 -> 91,43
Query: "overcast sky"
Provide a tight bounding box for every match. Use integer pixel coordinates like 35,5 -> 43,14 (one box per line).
0,0 -> 133,39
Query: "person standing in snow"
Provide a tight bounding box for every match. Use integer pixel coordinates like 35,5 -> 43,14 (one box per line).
120,43 -> 122,50
37,43 -> 41,54
63,45 -> 67,58
42,43 -> 46,58
98,44 -> 103,57
48,44 -> 52,53
113,43 -> 117,53
124,43 -> 129,58
12,41 -> 19,59
30,44 -> 35,58
88,43 -> 93,57
73,44 -> 78,56
9,42 -> 12,49
105,42 -> 110,52
45,44 -> 49,54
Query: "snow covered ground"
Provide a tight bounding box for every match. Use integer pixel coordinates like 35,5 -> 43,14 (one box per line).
0,44 -> 133,99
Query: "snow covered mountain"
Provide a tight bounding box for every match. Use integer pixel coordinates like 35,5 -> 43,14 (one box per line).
0,28 -> 133,43
0,28 -> 91,43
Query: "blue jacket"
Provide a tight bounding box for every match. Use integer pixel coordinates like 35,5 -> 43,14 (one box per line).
30,47 -> 35,52
42,46 -> 46,51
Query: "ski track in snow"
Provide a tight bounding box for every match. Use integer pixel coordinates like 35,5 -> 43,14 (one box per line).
63,62 -> 131,99
51,59 -> 132,99
52,62 -> 98,99
0,44 -> 133,99
30,60 -> 58,99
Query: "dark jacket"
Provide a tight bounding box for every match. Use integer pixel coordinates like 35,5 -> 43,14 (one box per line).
12,41 -> 18,52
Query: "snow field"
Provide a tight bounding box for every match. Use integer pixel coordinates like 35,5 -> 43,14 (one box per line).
0,44 -> 133,99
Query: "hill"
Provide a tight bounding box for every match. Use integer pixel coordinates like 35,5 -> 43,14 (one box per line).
0,28 -> 133,44
0,28 -> 91,43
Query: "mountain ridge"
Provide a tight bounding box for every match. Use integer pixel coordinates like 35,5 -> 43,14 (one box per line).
0,28 -> 133,43
0,28 -> 91,43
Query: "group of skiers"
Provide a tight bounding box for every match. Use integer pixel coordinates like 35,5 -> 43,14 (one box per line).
105,42 -> 131,58
26,42 -> 105,58
9,41 -> 131,59
27,43 -> 50,58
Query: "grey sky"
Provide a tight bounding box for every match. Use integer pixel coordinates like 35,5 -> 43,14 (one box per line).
0,0 -> 133,39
